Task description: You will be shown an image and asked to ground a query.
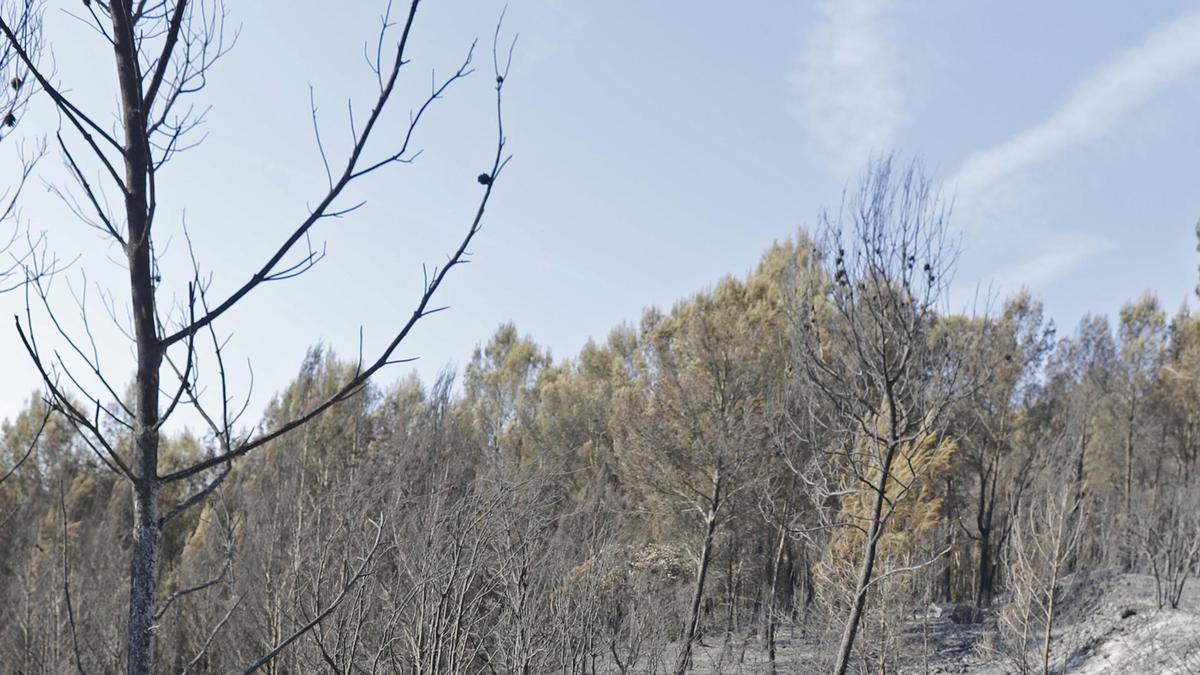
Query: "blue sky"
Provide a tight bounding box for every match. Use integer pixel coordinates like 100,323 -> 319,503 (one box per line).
1,1 -> 1199,427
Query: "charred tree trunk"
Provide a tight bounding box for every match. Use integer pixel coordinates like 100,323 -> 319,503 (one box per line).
974,456 -> 999,609
1040,512 -> 1072,675
975,525 -> 992,607
127,482 -> 161,674
765,519 -> 788,674
1123,401 -> 1136,571
724,533 -> 737,641
110,2 -> 164,672
832,441 -> 898,675
674,471 -> 722,675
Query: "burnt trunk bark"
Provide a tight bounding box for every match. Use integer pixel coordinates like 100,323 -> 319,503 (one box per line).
110,2 -> 164,673
974,458 -> 998,609
127,483 -> 161,673
674,472 -> 722,675
765,520 -> 787,674
1123,402 -> 1136,571
975,525 -> 992,607
832,441 -> 897,675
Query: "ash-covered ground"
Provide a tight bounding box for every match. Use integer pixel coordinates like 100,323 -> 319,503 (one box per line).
675,572 -> 1200,674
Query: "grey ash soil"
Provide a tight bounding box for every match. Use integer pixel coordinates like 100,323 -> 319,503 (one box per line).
676,572 -> 1200,673
910,572 -> 1200,674
1044,572 -> 1200,674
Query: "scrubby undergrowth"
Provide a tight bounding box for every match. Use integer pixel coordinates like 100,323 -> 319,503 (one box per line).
660,573 -> 1200,674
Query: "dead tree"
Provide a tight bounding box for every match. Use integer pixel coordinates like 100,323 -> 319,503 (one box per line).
0,0 -> 43,293
957,292 -> 1052,610
617,278 -> 778,675
1005,468 -> 1085,675
0,2 -> 513,673
788,157 -> 976,675
1134,483 -> 1200,610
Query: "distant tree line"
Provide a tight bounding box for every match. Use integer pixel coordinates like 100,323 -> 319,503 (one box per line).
3,156 -> 1197,673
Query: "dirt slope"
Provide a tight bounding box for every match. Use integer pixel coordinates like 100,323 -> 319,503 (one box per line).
1052,573 -> 1200,674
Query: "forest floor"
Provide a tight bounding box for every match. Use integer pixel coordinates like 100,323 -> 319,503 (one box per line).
677,572 -> 1200,673
1034,571 -> 1200,674
916,571 -> 1200,674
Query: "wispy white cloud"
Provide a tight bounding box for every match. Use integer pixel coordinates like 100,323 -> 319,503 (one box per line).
991,233 -> 1117,292
949,232 -> 1116,311
793,0 -> 901,177
952,10 -> 1200,204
